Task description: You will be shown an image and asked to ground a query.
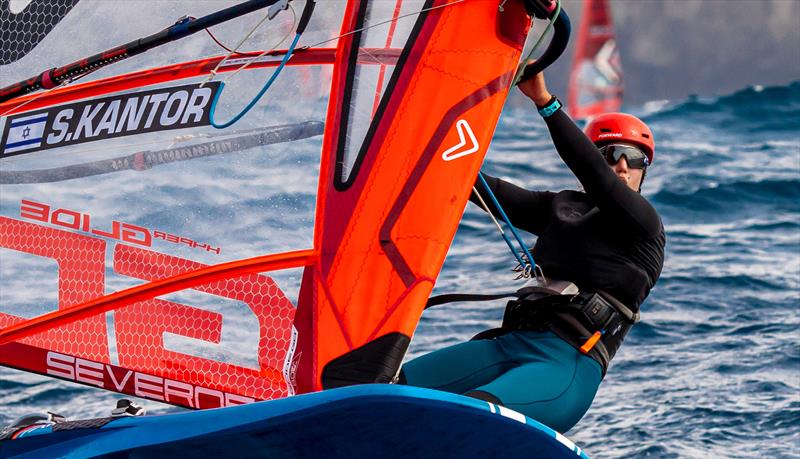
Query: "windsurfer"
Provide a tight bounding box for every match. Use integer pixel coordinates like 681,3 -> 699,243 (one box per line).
400,71 -> 665,433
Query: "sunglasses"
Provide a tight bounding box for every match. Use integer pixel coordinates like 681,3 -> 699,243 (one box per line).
598,144 -> 649,169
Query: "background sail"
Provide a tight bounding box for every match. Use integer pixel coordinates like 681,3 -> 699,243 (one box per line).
567,0 -> 622,119
1,0 -> 533,407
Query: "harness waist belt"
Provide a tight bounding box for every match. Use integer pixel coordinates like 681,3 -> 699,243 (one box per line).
501,288 -> 639,375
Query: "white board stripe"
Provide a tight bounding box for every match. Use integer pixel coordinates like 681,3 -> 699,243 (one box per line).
497,405 -> 527,424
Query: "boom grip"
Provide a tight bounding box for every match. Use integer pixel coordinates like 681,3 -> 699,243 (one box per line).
524,0 -> 558,19
517,8 -> 572,84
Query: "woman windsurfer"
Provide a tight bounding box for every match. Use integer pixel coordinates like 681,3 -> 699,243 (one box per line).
400,71 -> 666,433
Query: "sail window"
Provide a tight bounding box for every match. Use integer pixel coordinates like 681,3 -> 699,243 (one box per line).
336,0 -> 426,186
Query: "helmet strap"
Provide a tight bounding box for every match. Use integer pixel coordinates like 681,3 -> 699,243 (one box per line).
638,168 -> 648,193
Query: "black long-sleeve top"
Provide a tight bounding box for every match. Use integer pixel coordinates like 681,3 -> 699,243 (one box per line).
472,108 -> 665,311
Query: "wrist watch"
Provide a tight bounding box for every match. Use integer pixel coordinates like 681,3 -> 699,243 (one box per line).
536,95 -> 562,118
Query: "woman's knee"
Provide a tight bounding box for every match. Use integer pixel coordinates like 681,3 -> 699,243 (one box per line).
473,358 -> 601,432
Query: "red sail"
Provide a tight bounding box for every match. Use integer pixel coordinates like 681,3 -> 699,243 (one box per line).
293,0 -> 532,393
1,0 -> 532,408
567,0 -> 623,119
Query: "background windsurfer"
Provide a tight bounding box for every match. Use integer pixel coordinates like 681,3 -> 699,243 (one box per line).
401,71 -> 666,433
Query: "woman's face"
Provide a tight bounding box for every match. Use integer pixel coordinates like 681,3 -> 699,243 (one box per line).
608,154 -> 645,191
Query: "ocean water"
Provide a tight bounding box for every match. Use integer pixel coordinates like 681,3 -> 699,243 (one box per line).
2,81 -> 799,458
413,81 -> 800,458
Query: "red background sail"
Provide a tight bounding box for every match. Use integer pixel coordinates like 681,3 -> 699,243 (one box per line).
567,0 -> 623,119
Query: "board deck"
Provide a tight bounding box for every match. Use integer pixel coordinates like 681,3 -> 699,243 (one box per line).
1,385 -> 589,458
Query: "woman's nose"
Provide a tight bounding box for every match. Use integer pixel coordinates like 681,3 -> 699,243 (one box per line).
615,156 -> 630,173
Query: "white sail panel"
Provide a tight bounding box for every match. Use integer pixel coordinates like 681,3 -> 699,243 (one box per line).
338,0 -> 425,183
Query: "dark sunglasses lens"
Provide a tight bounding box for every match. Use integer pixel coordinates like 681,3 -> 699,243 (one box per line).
600,145 -> 648,169
626,155 -> 647,169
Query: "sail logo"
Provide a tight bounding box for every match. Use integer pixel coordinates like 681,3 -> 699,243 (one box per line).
282,326 -> 300,396
441,119 -> 479,162
2,213 -> 294,407
19,199 -> 222,255
0,82 -> 220,157
594,39 -> 621,83
45,351 -> 255,409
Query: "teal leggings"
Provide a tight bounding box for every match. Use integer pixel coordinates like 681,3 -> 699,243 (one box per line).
402,331 -> 602,433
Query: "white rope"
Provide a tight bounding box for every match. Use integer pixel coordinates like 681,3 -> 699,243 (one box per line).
472,185 -> 508,235
200,6 -> 277,87
222,3 -> 298,84
303,0 -> 467,50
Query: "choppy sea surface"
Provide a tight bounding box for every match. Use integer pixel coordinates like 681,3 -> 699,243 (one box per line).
2,81 -> 799,458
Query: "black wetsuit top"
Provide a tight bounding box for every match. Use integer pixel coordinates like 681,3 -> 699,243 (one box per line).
472,108 -> 665,312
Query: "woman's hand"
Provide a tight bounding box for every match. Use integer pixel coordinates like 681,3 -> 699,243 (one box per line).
518,69 -> 552,107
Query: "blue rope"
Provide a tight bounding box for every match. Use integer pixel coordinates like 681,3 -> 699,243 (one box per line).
209,32 -> 301,129
497,224 -> 529,269
477,172 -> 538,274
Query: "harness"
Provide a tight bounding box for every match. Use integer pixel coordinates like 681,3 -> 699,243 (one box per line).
426,286 -> 640,376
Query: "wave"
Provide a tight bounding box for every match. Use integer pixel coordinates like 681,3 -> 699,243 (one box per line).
641,81 -> 800,136
655,274 -> 786,291
652,178 -> 800,214
739,219 -> 800,231
646,80 -> 800,117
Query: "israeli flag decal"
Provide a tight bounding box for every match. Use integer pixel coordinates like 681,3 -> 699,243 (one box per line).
2,113 -> 48,155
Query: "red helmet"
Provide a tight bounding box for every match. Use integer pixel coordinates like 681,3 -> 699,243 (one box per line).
585,113 -> 655,164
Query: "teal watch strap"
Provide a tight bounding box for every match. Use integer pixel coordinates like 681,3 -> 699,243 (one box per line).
537,96 -> 562,117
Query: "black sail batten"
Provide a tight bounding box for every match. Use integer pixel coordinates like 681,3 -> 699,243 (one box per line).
0,121 -> 324,184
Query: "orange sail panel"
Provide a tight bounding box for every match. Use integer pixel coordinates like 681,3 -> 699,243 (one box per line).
293,0 -> 532,393
567,0 -> 623,119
